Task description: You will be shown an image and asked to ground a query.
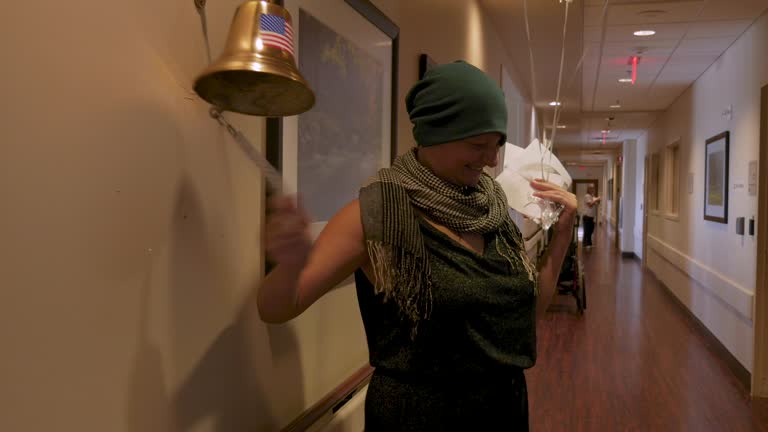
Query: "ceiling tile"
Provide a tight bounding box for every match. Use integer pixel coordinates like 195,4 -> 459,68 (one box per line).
601,39 -> 678,57
665,51 -> 721,66
584,26 -> 603,43
677,36 -> 736,53
696,0 -> 768,21
584,6 -> 607,27
654,67 -> 702,84
606,1 -> 706,26
601,23 -> 688,42
686,19 -> 754,38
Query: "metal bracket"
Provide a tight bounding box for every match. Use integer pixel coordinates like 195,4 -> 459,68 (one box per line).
194,0 -> 212,63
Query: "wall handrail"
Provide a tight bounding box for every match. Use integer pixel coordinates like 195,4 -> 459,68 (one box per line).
281,363 -> 374,432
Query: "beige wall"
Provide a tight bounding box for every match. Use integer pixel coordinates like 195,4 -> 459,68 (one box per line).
638,11 -> 768,372
620,140 -> 638,254
0,0 -> 531,431
0,0 -> 367,430
633,139 -> 648,257
373,0 -> 531,155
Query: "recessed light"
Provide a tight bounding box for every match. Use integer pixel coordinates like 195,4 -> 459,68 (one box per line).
610,104 -> 621,109
637,10 -> 667,19
634,30 -> 656,37
557,125 -> 567,129
549,101 -> 561,106
618,78 -> 633,83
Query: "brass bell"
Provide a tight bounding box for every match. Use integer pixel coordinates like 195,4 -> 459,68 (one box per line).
194,0 -> 315,117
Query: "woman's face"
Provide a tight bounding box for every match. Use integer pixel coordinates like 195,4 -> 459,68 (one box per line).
416,132 -> 502,187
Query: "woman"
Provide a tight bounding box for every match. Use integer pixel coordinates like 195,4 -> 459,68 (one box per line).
582,185 -> 600,249
258,61 -> 576,430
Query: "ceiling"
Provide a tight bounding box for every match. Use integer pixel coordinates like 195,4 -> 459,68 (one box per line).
480,0 -> 768,153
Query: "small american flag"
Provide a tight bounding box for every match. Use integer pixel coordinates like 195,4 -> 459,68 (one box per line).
259,14 -> 294,56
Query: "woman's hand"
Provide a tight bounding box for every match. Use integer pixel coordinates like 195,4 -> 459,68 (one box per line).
266,195 -> 313,268
530,179 -> 577,231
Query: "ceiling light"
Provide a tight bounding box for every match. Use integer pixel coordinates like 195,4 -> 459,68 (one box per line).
637,10 -> 667,19
610,104 -> 621,108
618,78 -> 633,83
634,30 -> 656,37
557,125 -> 567,129
549,101 -> 561,106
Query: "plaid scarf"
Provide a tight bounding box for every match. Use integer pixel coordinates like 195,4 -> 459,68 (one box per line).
358,149 -> 537,336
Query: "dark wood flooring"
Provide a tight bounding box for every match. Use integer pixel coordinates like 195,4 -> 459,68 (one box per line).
527,225 -> 768,432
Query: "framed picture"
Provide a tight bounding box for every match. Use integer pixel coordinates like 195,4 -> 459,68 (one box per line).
704,131 -> 729,223
607,178 -> 613,200
266,0 -> 398,238
418,53 -> 437,79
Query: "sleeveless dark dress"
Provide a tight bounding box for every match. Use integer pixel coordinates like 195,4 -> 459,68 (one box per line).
355,218 -> 537,431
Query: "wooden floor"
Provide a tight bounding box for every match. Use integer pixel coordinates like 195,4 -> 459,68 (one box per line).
527,225 -> 768,432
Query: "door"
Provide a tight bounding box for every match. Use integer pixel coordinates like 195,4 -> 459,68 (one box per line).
642,156 -> 650,268
615,160 -> 623,250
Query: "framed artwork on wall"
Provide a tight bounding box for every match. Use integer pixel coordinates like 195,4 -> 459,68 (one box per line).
607,178 -> 613,200
418,53 -> 437,79
704,131 -> 729,224
266,0 -> 398,238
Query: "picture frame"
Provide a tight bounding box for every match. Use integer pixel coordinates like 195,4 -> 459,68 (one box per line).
704,131 -> 729,223
266,0 -> 398,238
607,178 -> 613,201
418,53 -> 437,79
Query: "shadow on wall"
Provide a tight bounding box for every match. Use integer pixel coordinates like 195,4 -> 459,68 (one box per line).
126,243 -> 174,432
126,177 -> 305,431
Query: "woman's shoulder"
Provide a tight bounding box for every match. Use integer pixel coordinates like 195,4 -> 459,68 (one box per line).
330,198 -> 361,226
315,198 -> 367,263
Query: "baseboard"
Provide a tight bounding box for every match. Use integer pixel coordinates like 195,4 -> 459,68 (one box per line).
649,272 -> 752,393
621,251 -> 639,260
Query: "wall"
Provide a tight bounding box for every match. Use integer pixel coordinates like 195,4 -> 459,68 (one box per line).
0,0 -> 534,431
637,11 -> 768,372
372,0 -> 531,155
0,0 -> 367,430
621,140 -> 638,254
634,139 -> 648,258
606,155 -> 617,228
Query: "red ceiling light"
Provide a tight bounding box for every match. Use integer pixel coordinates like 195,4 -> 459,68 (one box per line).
631,56 -> 638,84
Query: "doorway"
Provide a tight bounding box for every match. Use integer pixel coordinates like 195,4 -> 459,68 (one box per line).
572,179 -> 599,245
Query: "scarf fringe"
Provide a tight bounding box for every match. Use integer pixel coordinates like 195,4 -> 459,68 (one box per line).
496,222 -> 539,296
366,240 -> 433,338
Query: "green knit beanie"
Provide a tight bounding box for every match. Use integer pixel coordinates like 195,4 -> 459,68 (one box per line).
406,60 -> 507,147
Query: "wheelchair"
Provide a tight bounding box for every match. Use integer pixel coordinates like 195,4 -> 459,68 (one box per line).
554,215 -> 587,313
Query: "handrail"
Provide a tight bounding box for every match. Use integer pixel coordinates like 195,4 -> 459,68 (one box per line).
524,227 -> 543,242
281,364 -> 374,432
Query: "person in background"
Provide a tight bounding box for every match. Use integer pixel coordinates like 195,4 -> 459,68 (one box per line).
582,185 -> 600,249
257,61 -> 577,431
